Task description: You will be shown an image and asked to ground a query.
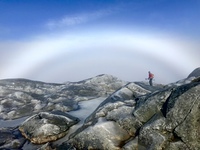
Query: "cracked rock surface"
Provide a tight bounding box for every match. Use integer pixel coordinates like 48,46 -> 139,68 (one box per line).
68,73 -> 200,149
19,111 -> 79,144
0,74 -> 126,120
1,68 -> 200,150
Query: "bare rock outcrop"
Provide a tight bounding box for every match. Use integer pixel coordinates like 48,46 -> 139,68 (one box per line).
19,112 -> 79,144
0,74 -> 126,120
187,67 -> 200,78
1,68 -> 200,150
0,127 -> 25,150
68,82 -> 161,149
68,73 -> 200,149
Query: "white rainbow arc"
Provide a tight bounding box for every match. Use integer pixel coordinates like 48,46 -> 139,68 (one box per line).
0,29 -> 198,83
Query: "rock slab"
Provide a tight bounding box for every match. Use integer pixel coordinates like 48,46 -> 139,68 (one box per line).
19,112 -> 79,144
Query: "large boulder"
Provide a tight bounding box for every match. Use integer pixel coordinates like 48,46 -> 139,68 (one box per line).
68,82 -> 161,149
138,81 -> 200,149
67,78 -> 200,149
19,112 -> 79,144
165,82 -> 200,149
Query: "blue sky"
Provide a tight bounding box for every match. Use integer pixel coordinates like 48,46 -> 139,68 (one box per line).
0,0 -> 200,84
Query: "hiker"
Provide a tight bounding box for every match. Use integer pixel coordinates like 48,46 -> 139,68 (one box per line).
148,71 -> 154,86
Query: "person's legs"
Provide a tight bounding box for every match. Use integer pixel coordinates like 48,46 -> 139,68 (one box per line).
149,79 -> 153,86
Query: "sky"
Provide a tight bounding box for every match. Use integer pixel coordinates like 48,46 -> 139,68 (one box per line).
0,0 -> 200,84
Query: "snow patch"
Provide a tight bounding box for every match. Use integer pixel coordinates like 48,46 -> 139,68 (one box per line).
36,124 -> 60,136
34,103 -> 46,110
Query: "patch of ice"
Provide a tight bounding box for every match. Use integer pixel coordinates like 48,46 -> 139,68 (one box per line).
53,97 -> 106,145
68,97 -> 106,122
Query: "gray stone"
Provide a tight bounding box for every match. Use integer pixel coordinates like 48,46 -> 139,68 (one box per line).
122,136 -> 138,150
187,67 -> 200,78
174,85 -> 200,149
71,120 -> 129,150
0,74 -> 126,120
165,83 -> 200,132
165,141 -> 189,150
133,88 -> 172,123
36,143 -> 54,150
138,112 -> 170,150
19,112 -> 79,144
0,127 -> 26,150
68,82 -> 162,149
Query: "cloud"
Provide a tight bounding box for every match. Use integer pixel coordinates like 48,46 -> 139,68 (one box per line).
45,9 -> 114,29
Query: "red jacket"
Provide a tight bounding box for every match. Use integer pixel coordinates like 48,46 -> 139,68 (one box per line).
149,73 -> 154,79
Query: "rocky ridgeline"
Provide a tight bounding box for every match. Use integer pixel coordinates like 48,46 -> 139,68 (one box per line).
0,68 -> 200,150
0,74 -> 126,120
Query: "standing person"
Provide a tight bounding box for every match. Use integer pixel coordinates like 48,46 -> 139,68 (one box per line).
148,71 -> 154,86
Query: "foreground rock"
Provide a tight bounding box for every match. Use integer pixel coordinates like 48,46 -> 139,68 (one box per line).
68,82 -> 161,149
138,81 -> 200,150
68,75 -> 200,149
0,127 -> 25,150
19,112 -> 79,144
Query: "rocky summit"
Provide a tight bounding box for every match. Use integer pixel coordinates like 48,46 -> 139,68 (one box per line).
0,69 -> 200,150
